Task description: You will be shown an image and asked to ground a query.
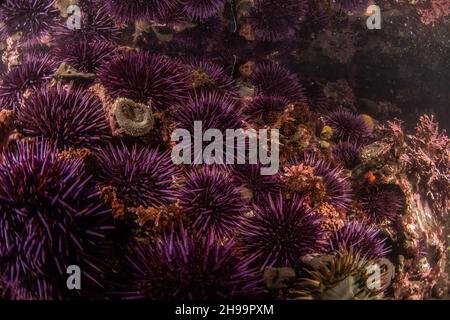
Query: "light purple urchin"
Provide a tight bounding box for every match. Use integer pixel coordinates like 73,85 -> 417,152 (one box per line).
250,62 -> 307,103
178,167 -> 245,239
181,0 -> 226,21
123,227 -> 263,300
0,54 -> 58,110
98,51 -> 190,110
16,84 -> 110,150
328,221 -> 390,260
0,0 -> 59,43
238,193 -> 326,269
94,143 -> 178,208
325,110 -> 372,143
247,0 -> 309,42
0,139 -> 114,300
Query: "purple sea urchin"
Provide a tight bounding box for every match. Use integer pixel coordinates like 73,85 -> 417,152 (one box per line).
94,144 -> 178,208
232,163 -> 281,203
332,0 -> 370,12
325,110 -> 372,142
175,92 -> 242,132
239,193 -> 325,269
359,184 -> 406,224
186,59 -> 239,99
98,51 -> 189,110
54,40 -> 117,73
248,0 -> 308,42
54,3 -> 119,43
0,139 -> 113,299
328,222 -> 390,260
105,0 -> 151,23
243,95 -> 289,125
178,167 -> 244,239
0,0 -> 58,42
332,140 -> 362,169
288,155 -> 353,211
0,54 -> 57,110
16,84 -> 110,149
124,228 -> 262,300
250,62 -> 306,103
182,0 -> 225,21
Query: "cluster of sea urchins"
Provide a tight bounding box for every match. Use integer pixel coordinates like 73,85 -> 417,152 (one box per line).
0,0 -> 444,301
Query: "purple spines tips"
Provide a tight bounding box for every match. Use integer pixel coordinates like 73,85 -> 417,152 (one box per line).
0,139 -> 113,299
243,95 -> 289,124
181,0 -> 226,21
250,62 -> 306,103
178,167 -> 245,239
325,110 -> 372,143
16,84 -> 110,149
98,51 -> 190,110
238,193 -> 326,269
185,59 -> 239,99
232,163 -> 281,203
0,0 -> 59,42
124,227 -> 262,300
359,184 -> 405,224
248,0 -> 309,42
175,92 -> 242,133
328,221 -> 390,260
0,54 -> 58,110
54,40 -> 117,73
94,143 -> 178,208
299,154 -> 353,211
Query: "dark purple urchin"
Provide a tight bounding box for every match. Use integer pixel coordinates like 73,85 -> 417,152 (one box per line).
0,0 -> 59,42
297,154 -> 353,211
105,0 -> 179,23
54,2 -> 120,43
94,144 -> 178,208
325,110 -> 372,143
98,51 -> 190,110
331,140 -> 362,169
175,92 -> 242,132
16,84 -> 110,149
243,95 -> 289,125
249,62 -> 306,103
181,0 -> 225,21
54,40 -> 117,73
0,54 -> 57,110
124,228 -> 262,300
178,167 -> 244,239
232,163 -> 281,203
238,193 -> 325,269
0,139 -> 113,300
247,0 -> 308,42
359,184 -> 406,224
332,0 -> 370,12
105,0 -> 151,23
328,222 -> 390,260
185,59 -> 239,100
